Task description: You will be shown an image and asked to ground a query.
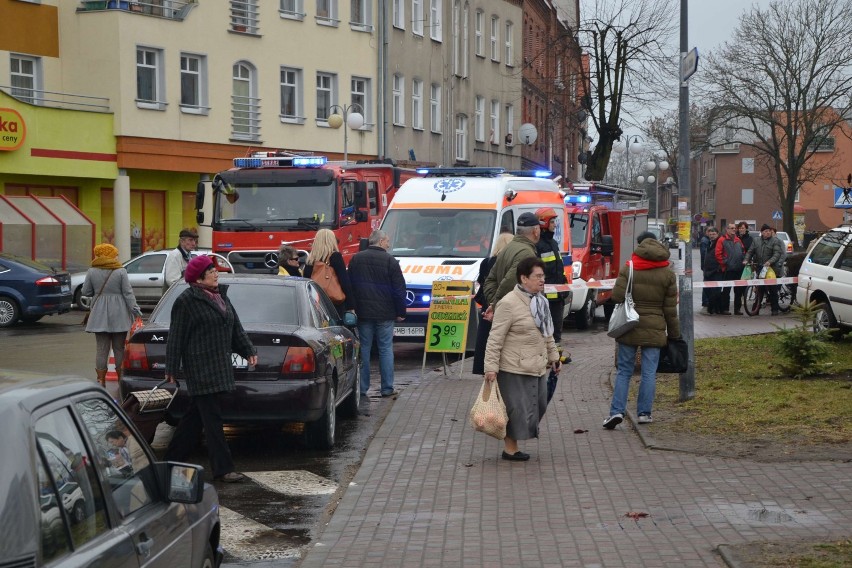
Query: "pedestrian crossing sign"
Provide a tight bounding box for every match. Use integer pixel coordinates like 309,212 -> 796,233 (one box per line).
772,210 -> 782,220
835,187 -> 852,208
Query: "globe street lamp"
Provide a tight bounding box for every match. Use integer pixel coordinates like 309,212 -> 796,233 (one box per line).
636,157 -> 670,222
611,134 -> 644,188
327,103 -> 364,163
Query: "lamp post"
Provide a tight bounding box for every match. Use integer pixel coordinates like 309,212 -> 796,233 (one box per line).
637,157 -> 670,222
327,103 -> 365,163
611,134 -> 644,188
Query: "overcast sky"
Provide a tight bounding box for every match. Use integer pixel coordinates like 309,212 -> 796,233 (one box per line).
688,0 -> 773,58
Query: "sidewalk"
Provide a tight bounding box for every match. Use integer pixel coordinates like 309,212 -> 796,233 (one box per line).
299,303 -> 850,566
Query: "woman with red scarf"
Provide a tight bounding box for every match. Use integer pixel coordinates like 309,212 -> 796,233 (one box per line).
603,232 -> 681,429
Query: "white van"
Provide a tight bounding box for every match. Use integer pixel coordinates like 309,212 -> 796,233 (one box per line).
796,224 -> 852,332
379,167 -> 581,340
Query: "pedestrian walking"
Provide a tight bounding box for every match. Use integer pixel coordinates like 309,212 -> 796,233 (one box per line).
534,207 -> 568,343
164,228 -> 199,287
303,228 -> 354,318
733,222 -> 754,314
713,223 -> 746,314
484,257 -> 562,461
277,244 -> 303,276
603,232 -> 680,429
81,243 -> 142,387
482,212 -> 541,319
348,230 -> 407,397
472,232 -> 514,375
164,255 -> 257,483
699,226 -> 719,314
744,224 -> 784,316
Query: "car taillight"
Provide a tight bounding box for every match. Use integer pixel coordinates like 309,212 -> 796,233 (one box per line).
282,347 -> 315,374
787,243 -> 793,252
124,343 -> 150,370
35,276 -> 60,286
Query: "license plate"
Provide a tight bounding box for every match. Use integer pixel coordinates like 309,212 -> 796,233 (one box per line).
231,354 -> 248,369
61,285 -> 70,293
393,326 -> 425,337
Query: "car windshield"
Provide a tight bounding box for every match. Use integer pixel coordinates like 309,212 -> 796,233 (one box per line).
568,213 -> 589,246
381,209 -> 497,258
151,283 -> 299,325
216,181 -> 336,230
808,230 -> 849,266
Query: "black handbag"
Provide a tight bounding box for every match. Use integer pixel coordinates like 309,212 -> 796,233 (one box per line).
657,338 -> 688,374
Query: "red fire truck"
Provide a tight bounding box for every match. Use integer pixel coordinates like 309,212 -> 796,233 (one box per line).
563,182 -> 649,329
195,152 -> 418,272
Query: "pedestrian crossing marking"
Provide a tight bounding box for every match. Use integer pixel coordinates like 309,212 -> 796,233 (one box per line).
219,506 -> 302,561
243,470 -> 338,496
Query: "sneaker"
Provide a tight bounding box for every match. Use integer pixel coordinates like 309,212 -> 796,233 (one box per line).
381,390 -> 399,397
699,306 -> 710,315
602,414 -> 623,429
637,415 -> 653,424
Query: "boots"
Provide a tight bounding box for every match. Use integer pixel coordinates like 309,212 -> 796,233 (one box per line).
96,368 -> 107,387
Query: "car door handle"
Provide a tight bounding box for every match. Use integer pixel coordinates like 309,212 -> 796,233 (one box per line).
149,277 -> 158,281
136,534 -> 154,558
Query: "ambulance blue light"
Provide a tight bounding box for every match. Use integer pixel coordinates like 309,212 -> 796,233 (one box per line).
421,294 -> 431,303
565,194 -> 592,204
417,168 -> 430,174
293,156 -> 328,167
533,169 -> 552,177
234,158 -> 263,168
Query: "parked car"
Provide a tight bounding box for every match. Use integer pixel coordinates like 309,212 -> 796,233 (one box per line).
0,252 -> 72,328
71,249 -> 232,309
119,274 -> 360,449
775,231 -> 794,254
796,224 -> 852,332
0,370 -> 222,567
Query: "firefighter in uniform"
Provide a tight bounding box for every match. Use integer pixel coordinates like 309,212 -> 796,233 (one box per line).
534,207 -> 568,343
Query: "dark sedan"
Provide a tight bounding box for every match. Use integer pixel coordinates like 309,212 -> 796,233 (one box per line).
119,274 -> 360,449
0,252 -> 72,327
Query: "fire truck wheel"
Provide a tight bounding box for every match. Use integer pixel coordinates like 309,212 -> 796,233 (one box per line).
575,294 -> 596,330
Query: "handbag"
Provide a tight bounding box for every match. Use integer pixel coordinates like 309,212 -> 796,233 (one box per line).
469,380 -> 508,440
82,269 -> 114,325
657,338 -> 688,374
311,260 -> 346,304
607,261 -> 640,338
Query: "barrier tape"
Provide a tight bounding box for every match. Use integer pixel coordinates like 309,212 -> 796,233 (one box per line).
544,276 -> 798,294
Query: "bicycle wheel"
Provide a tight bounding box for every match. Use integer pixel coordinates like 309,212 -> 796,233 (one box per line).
744,286 -> 761,316
777,284 -> 792,313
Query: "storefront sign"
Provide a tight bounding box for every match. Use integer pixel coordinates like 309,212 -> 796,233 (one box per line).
0,108 -> 26,151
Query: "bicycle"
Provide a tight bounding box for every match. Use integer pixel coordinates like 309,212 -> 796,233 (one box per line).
743,262 -> 794,316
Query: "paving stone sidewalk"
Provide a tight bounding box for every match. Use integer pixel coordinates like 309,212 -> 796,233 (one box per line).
299,320 -> 851,567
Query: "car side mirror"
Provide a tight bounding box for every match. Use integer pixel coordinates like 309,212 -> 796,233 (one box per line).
195,181 -> 205,210
354,210 -> 368,222
196,211 -> 205,225
353,181 -> 368,208
601,235 -> 614,256
159,462 -> 205,504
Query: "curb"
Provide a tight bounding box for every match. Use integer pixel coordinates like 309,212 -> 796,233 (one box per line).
716,544 -> 746,568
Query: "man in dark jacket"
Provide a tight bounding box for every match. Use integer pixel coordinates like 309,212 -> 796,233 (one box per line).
713,223 -> 746,315
732,222 -> 754,314
603,234 -> 680,429
534,207 -> 568,342
699,226 -> 719,313
348,230 -> 407,397
482,212 -> 540,314
744,224 -> 784,315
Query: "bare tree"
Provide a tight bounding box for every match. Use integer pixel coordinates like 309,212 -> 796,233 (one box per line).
578,0 -> 678,181
699,0 -> 852,245
642,104 -> 712,188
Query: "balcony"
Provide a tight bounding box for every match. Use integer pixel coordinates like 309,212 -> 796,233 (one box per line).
0,85 -> 109,113
78,0 -> 197,21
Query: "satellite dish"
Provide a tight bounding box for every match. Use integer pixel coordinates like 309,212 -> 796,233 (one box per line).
518,123 -> 538,145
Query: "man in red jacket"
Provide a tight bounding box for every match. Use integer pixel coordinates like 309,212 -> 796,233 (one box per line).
713,223 -> 746,315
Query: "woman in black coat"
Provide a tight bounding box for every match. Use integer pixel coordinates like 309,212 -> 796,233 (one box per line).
472,232 -> 514,375
164,255 -> 256,483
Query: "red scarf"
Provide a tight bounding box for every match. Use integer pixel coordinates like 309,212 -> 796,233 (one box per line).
630,254 -> 670,270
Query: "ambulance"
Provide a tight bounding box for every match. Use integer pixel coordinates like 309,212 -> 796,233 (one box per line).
378,167 -> 586,341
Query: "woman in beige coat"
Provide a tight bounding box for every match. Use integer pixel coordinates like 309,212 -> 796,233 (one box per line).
484,257 -> 562,461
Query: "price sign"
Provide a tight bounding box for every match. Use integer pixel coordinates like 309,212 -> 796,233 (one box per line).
424,280 -> 473,353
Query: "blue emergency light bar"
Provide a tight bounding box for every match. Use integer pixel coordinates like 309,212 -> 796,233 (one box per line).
233,155 -> 328,168
416,167 -> 505,177
293,156 -> 328,167
564,194 -> 592,204
505,169 -> 553,178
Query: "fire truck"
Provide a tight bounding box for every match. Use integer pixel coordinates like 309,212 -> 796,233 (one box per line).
195,152 -> 418,272
563,182 -> 649,329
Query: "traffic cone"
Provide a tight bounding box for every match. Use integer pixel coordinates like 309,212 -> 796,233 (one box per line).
106,350 -> 118,382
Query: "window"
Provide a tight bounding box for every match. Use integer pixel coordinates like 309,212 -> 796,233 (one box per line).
316,72 -> 336,120
316,0 -> 338,24
490,16 -> 499,61
10,54 -> 41,104
430,0 -> 442,41
136,47 -> 164,109
742,188 -> 754,205
393,0 -> 404,29
412,79 -> 423,130
430,83 -> 441,132
392,74 -> 405,125
505,103 -> 514,146
412,0 -> 423,35
280,0 -> 304,19
742,157 -> 754,173
231,0 -> 259,33
180,53 -> 208,114
474,10 -> 483,56
368,181 -> 379,216
490,99 -> 499,144
351,76 -> 370,126
474,96 -> 485,141
504,21 -> 513,65
455,114 -> 468,161
351,0 -> 372,29
461,4 -> 469,77
280,67 -> 303,123
233,62 -> 260,140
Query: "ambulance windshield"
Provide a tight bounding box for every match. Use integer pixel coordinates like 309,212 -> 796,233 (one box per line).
216,182 -> 336,229
382,209 -> 497,258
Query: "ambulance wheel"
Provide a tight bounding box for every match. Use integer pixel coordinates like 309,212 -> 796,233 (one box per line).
575,294 -> 595,330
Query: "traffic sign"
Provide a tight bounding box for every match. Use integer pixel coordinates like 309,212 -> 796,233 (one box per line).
834,187 -> 852,208
681,48 -> 699,82
772,210 -> 782,220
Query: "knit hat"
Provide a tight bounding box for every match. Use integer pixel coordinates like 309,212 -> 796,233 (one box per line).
93,243 -> 119,259
636,231 -> 657,244
517,212 -> 540,227
760,223 -> 772,231
184,255 -> 214,283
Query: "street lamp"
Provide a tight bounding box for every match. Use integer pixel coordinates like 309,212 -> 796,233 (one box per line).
327,103 -> 364,163
611,135 -> 644,188
636,157 -> 670,222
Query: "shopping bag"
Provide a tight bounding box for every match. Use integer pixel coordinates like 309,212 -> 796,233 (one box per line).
765,267 -> 776,279
607,261 -> 640,338
469,381 -> 508,440
657,338 -> 688,374
741,265 -> 753,279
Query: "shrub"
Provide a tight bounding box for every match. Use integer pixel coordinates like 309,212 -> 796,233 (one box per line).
773,298 -> 830,378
